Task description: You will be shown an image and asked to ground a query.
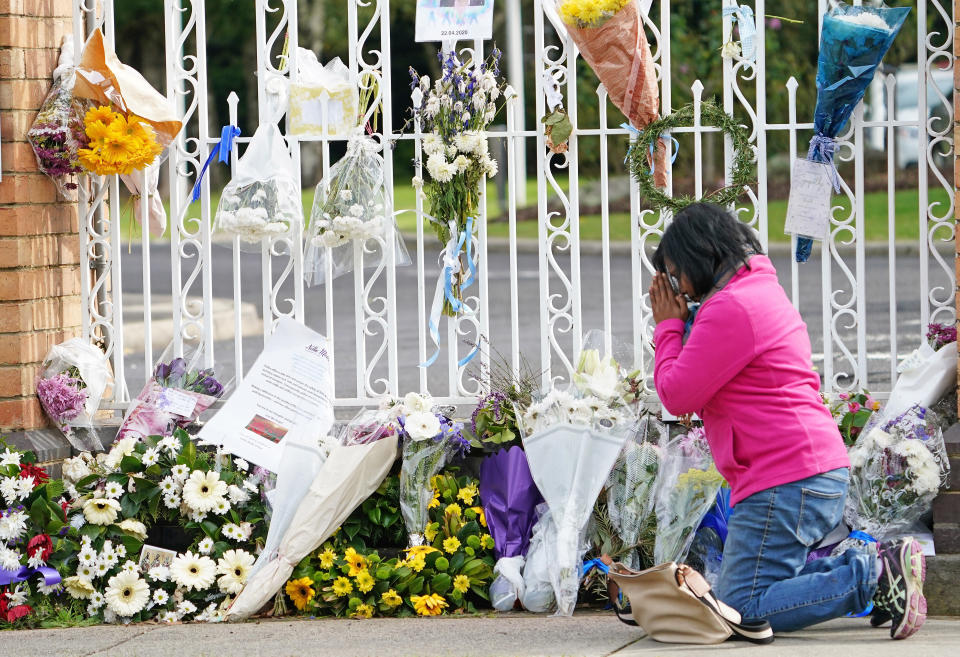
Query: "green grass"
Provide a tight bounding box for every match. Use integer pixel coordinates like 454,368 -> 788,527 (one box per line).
121,181 -> 949,244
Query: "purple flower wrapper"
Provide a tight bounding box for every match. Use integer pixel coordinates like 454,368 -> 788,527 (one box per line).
479,446 -> 543,560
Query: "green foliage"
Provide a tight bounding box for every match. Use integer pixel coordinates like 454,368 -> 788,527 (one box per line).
825,391 -> 880,446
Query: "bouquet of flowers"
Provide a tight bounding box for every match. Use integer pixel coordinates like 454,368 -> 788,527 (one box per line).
926,322 -> 957,351
36,339 -> 111,453
284,472 -> 495,618
398,393 -> 471,546
58,429 -> 267,623
304,134 -> 410,285
605,415 -> 664,568
653,426 -> 725,564
843,406 -> 950,541
554,0 -> 665,185
793,2 -> 909,261
825,390 -> 881,446
115,343 -> 225,444
409,49 -> 507,317
337,409 -> 399,447
0,445 -> 70,626
27,36 -> 91,196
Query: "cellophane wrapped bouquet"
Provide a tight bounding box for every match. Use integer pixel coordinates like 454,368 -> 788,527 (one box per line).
304,134 -> 410,285
35,339 -> 111,452
27,37 -> 91,197
842,405 -> 950,543
397,394 -> 472,546
114,342 -> 226,444
653,426 -> 725,564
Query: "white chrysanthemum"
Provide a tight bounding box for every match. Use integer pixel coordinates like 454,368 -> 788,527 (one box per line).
153,588 -> 169,605
216,549 -> 255,595
120,560 -> 139,575
117,519 -> 148,541
0,509 -> 27,542
104,570 -> 149,617
159,436 -> 180,456
221,523 -> 242,541
116,544 -> 127,558
28,551 -> 46,569
62,456 -> 91,483
0,448 -> 21,467
77,564 -> 95,581
187,510 -> 208,523
182,470 -> 227,513
212,498 -> 231,516
147,566 -> 170,583
64,575 -> 95,600
103,481 -> 124,499
0,545 -> 21,570
83,498 -> 120,525
177,600 -> 197,618
198,537 -> 214,555
422,133 -> 444,157
234,458 -> 249,472
89,591 -> 105,609
227,485 -> 249,506
242,477 -> 259,494
158,477 -> 177,495
158,610 -> 178,623
37,582 -> 62,596
142,448 -> 159,467
482,155 -> 498,178
16,476 -> 33,498
453,154 -> 471,173
163,493 -> 180,510
170,551 -> 217,591
194,602 -> 220,623
405,411 -> 441,442
94,561 -> 110,579
0,476 -> 20,505
171,464 -> 191,481
105,437 -> 138,470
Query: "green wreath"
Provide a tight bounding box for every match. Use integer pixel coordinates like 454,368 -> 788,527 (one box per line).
626,102 -> 756,212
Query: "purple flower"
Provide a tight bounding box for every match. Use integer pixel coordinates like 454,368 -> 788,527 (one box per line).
36,374 -> 87,425
766,18 -> 782,30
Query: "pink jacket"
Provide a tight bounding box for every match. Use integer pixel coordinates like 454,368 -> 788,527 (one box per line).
653,255 -> 849,506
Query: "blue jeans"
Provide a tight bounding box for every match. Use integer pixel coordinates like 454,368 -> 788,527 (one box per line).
714,468 -> 878,632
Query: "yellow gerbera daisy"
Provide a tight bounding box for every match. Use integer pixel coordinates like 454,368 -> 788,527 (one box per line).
285,577 -> 315,611
355,568 -> 375,594
405,545 -> 439,558
332,576 -> 353,597
85,105 -> 116,125
318,547 -> 337,570
352,603 -> 374,619
445,503 -> 462,517
411,593 -> 448,616
453,574 -> 470,594
443,537 -> 461,554
456,484 -> 478,505
381,589 -> 403,607
344,547 -> 367,577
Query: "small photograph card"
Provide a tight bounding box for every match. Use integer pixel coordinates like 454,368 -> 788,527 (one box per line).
784,158 -> 835,240
415,0 -> 495,42
138,545 -> 177,572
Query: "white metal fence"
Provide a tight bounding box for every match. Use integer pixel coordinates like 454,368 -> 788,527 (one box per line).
73,0 -> 956,412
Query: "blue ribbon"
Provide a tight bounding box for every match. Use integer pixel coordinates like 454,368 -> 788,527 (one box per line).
621,124 -> 679,175
191,125 -> 241,203
722,4 -> 757,63
0,565 -> 61,587
580,558 -> 610,577
844,531 -> 877,618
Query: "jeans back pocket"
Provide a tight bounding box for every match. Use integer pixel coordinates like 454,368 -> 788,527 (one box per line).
796,486 -> 846,547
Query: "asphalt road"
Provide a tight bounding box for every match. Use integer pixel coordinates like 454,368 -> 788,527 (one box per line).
113,242 -> 951,403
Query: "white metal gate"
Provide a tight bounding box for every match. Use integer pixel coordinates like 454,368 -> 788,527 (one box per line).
73,0 -> 956,412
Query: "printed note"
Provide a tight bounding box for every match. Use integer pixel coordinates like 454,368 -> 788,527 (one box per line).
784,159 -> 835,240
415,0 -> 495,42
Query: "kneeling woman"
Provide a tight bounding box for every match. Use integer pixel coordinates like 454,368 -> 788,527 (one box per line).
648,203 -> 926,639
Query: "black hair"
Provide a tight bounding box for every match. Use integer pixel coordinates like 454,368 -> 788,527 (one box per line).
651,202 -> 764,298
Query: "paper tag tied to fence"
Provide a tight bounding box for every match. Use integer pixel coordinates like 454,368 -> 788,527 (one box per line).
157,387 -> 197,418
784,158 -> 835,241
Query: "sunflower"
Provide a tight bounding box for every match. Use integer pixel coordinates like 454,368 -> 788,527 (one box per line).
354,569 -> 376,594
381,589 -> 403,608
82,498 -> 120,525
453,574 -> 471,595
442,537 -> 461,554
410,593 -> 448,616
318,547 -> 337,570
285,577 -> 315,611
456,484 -> 478,506
343,547 -> 366,577
351,603 -> 374,619
332,576 -> 353,597
104,571 -> 149,617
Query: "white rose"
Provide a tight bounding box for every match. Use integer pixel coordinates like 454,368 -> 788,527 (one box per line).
403,392 -> 433,414
405,411 -> 441,442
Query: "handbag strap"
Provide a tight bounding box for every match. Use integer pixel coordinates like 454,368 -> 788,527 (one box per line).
689,581 -> 774,644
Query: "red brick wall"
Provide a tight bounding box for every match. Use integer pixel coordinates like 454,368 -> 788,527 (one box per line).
0,0 -> 81,431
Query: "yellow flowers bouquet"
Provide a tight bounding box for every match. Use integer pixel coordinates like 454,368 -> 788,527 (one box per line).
76,105 -> 163,176
557,0 -> 631,28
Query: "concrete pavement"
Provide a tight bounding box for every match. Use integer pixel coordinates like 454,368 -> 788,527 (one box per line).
3,614 -> 959,657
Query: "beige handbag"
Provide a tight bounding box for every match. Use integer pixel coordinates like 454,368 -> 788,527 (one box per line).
607,561 -> 774,645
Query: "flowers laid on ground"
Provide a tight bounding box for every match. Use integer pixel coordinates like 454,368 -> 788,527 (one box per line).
76,105 -> 163,176
286,472 -> 494,618
56,430 -> 267,623
409,49 -> 507,317
0,444 -> 73,625
397,393 -> 471,546
115,354 -> 225,443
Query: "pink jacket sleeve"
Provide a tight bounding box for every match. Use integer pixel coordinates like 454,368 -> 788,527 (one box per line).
653,296 -> 759,415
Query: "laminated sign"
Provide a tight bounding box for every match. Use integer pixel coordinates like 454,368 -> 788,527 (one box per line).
415,0 -> 495,42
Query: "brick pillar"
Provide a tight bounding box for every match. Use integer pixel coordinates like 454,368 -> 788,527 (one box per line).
0,0 -> 82,433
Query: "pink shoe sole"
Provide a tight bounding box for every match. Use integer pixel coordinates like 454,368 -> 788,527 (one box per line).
891,539 -> 926,640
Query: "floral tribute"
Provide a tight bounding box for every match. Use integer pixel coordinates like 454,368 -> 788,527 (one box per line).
285,472 -> 494,618
825,390 -> 881,446
409,49 -> 507,318
76,105 -> 163,177
56,430 -> 267,623
27,72 -> 91,195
